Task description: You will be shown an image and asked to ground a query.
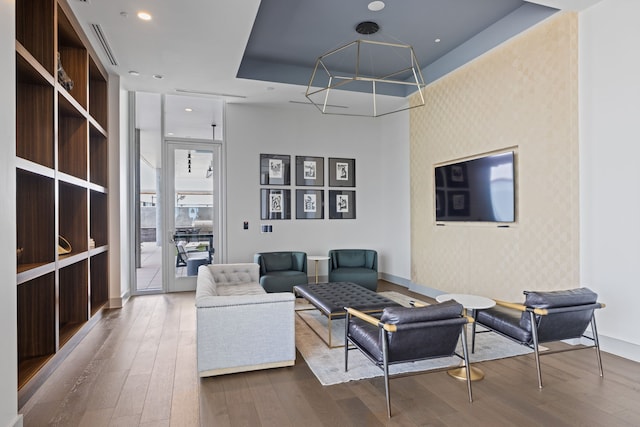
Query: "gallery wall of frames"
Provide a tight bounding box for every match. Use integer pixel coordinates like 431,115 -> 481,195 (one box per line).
259,154 -> 356,220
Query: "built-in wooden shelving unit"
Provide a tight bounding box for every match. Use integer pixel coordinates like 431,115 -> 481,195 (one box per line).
15,0 -> 109,392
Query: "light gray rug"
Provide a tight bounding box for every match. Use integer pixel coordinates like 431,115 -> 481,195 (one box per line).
295,291 -> 533,386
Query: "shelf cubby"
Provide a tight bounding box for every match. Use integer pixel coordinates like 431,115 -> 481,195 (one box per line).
59,260 -> 89,347
90,251 -> 109,316
17,273 -> 56,388
90,190 -> 108,248
17,170 -> 55,273
16,0 -> 55,74
59,181 -> 88,256
16,55 -> 55,168
57,5 -> 88,109
89,125 -> 108,187
89,56 -> 108,129
58,93 -> 88,180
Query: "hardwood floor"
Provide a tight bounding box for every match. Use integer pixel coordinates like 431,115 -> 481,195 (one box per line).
19,282 -> 640,426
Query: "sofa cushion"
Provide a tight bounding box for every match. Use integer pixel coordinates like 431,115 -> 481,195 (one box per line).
263,253 -> 293,271
522,287 -> 598,309
216,283 -> 267,296
380,300 -> 462,325
337,250 -> 365,268
212,269 -> 258,286
519,287 -> 598,332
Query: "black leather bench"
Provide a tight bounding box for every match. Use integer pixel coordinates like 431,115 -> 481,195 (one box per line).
294,282 -> 400,347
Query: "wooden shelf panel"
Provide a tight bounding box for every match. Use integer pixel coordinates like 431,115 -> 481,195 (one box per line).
59,181 -> 88,254
17,274 -> 56,362
89,56 -> 108,129
59,260 -> 89,341
90,190 -> 108,247
57,5 -> 87,109
17,262 -> 55,285
17,170 -> 55,268
16,0 -> 55,74
58,96 -> 88,179
90,251 -> 109,316
89,125 -> 108,187
16,58 -> 55,168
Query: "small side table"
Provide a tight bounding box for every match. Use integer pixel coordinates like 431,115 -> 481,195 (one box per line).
435,293 -> 496,381
307,255 -> 330,284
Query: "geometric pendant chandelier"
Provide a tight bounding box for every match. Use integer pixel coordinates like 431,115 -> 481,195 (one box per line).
306,21 -> 426,117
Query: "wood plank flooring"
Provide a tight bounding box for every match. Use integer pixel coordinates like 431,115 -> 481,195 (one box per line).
19,282 -> 640,426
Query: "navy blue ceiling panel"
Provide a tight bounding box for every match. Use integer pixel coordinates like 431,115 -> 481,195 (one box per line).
238,0 -> 558,95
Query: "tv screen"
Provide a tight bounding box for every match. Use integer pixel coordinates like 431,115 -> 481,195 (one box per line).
435,151 -> 515,223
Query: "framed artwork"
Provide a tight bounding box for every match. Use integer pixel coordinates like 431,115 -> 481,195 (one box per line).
329,190 -> 356,219
260,189 -> 291,219
329,157 -> 355,187
447,190 -> 470,217
296,156 -> 324,186
445,163 -> 467,188
296,189 -> 324,219
260,154 -> 291,185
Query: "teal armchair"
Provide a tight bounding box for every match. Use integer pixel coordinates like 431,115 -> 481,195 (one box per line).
328,249 -> 378,291
254,251 -> 308,293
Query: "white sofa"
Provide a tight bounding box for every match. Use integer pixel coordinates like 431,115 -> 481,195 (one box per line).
195,263 -> 296,377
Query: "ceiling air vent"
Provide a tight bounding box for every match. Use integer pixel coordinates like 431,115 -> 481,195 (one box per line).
90,23 -> 118,66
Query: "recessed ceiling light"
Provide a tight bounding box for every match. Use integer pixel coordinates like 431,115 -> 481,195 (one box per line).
167,132 -> 174,136
128,70 -> 140,76
184,108 -> 193,112
435,38 -> 441,43
137,11 -> 152,21
153,74 -> 163,79
368,1 -> 385,12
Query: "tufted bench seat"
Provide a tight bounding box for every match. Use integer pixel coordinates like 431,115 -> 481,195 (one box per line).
293,282 -> 400,347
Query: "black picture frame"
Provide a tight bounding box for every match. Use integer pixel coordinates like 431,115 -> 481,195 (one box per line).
260,154 -> 291,185
436,189 -> 446,218
329,190 -> 356,219
447,190 -> 470,217
435,167 -> 445,188
296,189 -> 324,219
329,157 -> 355,187
296,156 -> 324,186
260,189 -> 291,220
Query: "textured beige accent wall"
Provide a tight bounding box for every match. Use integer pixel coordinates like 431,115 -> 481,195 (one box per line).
409,12 -> 579,301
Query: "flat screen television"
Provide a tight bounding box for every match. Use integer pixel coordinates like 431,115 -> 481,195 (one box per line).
435,151 -> 515,223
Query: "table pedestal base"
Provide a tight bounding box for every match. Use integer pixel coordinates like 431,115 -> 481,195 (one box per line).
447,365 -> 485,381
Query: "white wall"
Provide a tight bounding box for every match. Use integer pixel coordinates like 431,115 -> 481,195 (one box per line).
0,3 -> 21,427
580,0 -> 640,360
224,103 -> 411,281
107,78 -> 128,308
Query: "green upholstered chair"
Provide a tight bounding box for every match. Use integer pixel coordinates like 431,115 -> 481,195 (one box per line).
328,249 -> 378,291
254,251 -> 308,293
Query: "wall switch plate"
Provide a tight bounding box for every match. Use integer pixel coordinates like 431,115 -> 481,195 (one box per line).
261,224 -> 273,233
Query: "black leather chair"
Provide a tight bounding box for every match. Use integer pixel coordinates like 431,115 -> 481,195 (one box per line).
475,287 -> 605,388
345,300 -> 473,418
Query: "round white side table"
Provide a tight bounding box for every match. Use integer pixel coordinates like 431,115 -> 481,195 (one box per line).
435,293 -> 496,381
307,255 -> 330,284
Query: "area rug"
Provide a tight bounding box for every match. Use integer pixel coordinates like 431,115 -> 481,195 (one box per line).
295,291 -> 534,386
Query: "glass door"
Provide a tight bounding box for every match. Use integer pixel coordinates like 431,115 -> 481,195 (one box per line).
165,140 -> 220,292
